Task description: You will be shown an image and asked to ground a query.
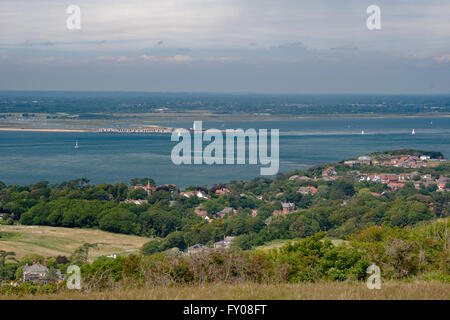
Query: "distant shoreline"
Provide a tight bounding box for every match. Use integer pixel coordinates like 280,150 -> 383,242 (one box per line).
0,128 -> 93,133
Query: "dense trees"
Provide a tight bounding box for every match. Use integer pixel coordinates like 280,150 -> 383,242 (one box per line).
0,155 -> 448,254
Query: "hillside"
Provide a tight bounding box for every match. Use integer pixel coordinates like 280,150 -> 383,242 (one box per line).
0,225 -> 150,259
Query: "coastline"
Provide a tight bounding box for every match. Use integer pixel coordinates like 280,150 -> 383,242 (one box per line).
0,128 -> 93,133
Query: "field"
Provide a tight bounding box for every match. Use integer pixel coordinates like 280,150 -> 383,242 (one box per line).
2,281 -> 449,300
0,225 -> 150,260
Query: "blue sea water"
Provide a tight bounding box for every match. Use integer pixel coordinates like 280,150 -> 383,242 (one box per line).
0,117 -> 449,187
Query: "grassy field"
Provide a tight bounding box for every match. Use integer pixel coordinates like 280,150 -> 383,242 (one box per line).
0,225 -> 150,260
2,281 -> 448,300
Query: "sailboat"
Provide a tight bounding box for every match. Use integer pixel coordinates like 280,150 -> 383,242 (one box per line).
361,130 -> 365,135
74,140 -> 79,149
412,129 -> 415,135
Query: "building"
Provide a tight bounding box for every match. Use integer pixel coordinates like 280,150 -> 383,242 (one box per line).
297,186 -> 318,195
215,187 -> 231,195
122,199 -> 148,205
23,262 -> 48,282
187,244 -> 209,255
134,180 -> 154,196
216,207 -> 236,218
357,156 -> 372,165
195,207 -> 208,218
180,190 -> 209,199
281,202 -> 295,214
214,236 -> 235,249
322,167 -> 337,177
344,160 -> 359,167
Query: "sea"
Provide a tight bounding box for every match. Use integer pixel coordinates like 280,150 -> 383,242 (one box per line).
0,116 -> 449,187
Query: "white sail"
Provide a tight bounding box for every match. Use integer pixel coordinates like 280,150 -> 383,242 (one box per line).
412,129 -> 415,135
75,140 -> 79,149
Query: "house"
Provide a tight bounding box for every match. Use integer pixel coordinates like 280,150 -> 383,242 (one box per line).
297,186 -> 318,195
216,207 -> 235,218
251,209 -> 258,217
180,190 -> 209,199
214,236 -> 235,249
215,187 -> 231,195
23,262 -> 49,282
195,207 -> 208,218
388,182 -> 405,191
357,156 -> 372,165
281,202 -> 295,214
134,180 -> 154,196
187,244 -> 209,255
371,192 -> 382,197
271,210 -> 284,216
344,160 -> 359,167
122,199 -> 148,205
322,167 -> 337,177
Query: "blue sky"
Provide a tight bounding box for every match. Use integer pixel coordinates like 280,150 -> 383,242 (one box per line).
1,0 -> 450,93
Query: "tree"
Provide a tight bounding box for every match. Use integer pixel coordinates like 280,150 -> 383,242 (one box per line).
99,208 -> 138,234
141,240 -> 163,255
130,178 -> 155,187
70,243 -> 98,266
128,188 -> 149,200
0,250 -> 17,280
162,231 -> 187,250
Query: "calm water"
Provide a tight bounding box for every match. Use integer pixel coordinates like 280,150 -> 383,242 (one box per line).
0,117 -> 449,187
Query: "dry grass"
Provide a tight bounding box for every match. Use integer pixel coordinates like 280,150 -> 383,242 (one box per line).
3,281 -> 449,300
0,225 -> 150,259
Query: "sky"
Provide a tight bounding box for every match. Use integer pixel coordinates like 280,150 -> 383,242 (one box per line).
1,0 -> 450,93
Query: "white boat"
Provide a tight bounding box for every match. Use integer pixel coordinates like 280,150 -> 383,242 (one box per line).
361,130 -> 365,135
412,129 -> 415,135
74,140 -> 79,149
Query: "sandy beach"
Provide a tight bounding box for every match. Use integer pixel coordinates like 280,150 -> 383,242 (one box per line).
0,128 -> 92,133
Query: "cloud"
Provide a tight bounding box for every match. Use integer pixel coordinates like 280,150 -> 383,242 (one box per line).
140,54 -> 193,63
272,42 -> 308,51
435,54 -> 450,63
140,54 -> 159,62
96,55 -> 130,62
166,55 -> 193,63
205,57 -> 241,63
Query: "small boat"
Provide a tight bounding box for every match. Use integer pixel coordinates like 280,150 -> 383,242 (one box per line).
74,140 -> 79,149
412,129 -> 415,135
361,130 -> 365,135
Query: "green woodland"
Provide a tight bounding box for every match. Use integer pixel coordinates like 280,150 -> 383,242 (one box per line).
0,150 -> 449,294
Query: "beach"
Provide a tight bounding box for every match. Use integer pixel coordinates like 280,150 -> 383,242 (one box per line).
0,128 -> 92,133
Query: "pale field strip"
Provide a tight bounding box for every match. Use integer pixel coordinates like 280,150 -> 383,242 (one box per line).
0,225 -> 149,259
